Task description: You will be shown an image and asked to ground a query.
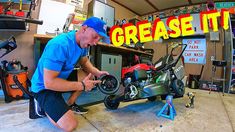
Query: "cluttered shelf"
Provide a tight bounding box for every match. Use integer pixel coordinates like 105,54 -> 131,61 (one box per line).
97,42 -> 153,56
33,34 -> 153,56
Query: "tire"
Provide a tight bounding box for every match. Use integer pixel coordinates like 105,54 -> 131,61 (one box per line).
147,96 -> 157,101
161,95 -> 167,100
104,95 -> 120,110
98,75 -> 120,95
172,79 -> 185,97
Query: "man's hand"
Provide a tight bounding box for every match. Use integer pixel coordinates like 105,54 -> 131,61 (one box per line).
95,71 -> 109,78
82,73 -> 101,92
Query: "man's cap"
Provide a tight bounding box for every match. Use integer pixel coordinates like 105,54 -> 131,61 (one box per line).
82,17 -> 108,38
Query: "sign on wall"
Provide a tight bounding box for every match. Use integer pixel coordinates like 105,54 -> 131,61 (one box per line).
215,2 -> 235,9
66,0 -> 84,8
182,38 -> 207,64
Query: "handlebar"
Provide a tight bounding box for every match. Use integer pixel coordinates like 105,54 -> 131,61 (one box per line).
25,18 -> 43,25
0,36 -> 17,58
0,15 -> 43,25
0,36 -> 16,49
155,44 -> 187,72
167,44 -> 187,69
170,43 -> 186,54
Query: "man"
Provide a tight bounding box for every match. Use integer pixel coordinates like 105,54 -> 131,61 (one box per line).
31,17 -> 109,131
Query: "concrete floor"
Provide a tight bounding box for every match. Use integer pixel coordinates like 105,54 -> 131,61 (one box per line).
0,88 -> 234,132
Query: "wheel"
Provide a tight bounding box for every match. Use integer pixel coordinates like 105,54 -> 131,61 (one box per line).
172,79 -> 185,97
104,95 -> 120,110
161,95 -> 167,100
124,84 -> 138,100
98,75 -> 120,95
147,96 -> 157,101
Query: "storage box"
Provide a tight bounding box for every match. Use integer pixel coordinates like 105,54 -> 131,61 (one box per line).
199,81 -> 222,91
100,54 -> 122,82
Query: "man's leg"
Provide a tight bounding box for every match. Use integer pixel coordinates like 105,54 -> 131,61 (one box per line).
46,110 -> 77,132
67,69 -> 88,105
67,91 -> 82,106
67,69 -> 95,114
35,90 -> 78,131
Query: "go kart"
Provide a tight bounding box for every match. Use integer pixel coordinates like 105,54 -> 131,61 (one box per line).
98,43 -> 187,110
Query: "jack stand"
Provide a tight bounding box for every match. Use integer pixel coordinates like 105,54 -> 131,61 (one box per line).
157,95 -> 176,120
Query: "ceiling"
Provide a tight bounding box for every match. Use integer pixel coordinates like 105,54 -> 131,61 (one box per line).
110,0 -> 235,16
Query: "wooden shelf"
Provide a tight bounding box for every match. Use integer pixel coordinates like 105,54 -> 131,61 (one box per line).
34,34 -> 54,39
34,34 -> 153,56
97,42 -> 153,56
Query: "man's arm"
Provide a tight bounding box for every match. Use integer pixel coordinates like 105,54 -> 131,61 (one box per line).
44,68 -> 84,92
44,68 -> 100,92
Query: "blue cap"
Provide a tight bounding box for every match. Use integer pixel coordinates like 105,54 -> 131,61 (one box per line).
82,17 -> 108,38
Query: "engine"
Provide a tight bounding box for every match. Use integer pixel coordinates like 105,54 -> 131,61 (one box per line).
123,70 -> 153,87
123,69 -> 154,100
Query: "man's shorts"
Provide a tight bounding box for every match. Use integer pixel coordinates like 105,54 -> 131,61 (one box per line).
34,70 -> 78,122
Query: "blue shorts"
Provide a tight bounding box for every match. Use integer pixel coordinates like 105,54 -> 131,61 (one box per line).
34,90 -> 70,122
34,70 -> 78,122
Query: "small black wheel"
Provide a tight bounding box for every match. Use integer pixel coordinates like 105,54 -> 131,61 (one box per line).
98,75 -> 120,95
161,95 -> 167,100
104,95 -> 120,110
147,96 -> 157,101
172,79 -> 185,97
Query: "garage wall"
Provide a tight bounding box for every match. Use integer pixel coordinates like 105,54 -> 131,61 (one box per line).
83,0 -> 137,20
106,0 -> 137,20
0,0 -> 137,78
0,3 -> 41,78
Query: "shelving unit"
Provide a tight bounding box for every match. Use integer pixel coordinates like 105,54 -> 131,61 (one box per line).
231,18 -> 235,89
226,15 -> 235,93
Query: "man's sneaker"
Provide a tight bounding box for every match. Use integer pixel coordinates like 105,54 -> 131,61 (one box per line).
69,103 -> 88,114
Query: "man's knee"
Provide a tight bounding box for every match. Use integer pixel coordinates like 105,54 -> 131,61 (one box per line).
60,119 -> 78,132
57,110 -> 78,131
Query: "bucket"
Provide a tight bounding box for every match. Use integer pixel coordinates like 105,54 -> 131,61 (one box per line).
188,74 -> 200,89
